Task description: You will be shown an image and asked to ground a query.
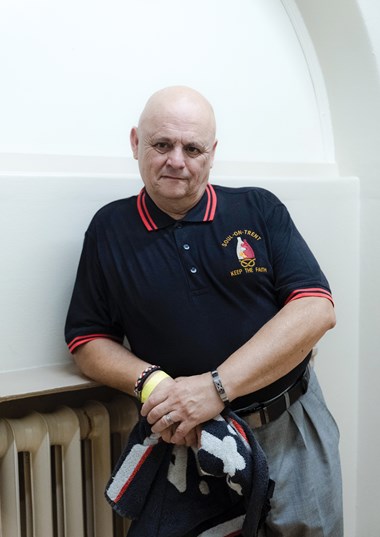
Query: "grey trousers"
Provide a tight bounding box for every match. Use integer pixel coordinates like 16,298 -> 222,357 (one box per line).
252,368 -> 343,537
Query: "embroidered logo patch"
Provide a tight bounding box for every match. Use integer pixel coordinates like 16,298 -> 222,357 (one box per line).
221,229 -> 267,277
236,237 -> 256,268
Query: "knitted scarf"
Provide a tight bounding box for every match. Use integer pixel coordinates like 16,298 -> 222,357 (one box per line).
105,409 -> 274,537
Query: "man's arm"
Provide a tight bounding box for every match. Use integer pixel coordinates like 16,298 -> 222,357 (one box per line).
141,297 -> 336,443
220,296 -> 336,399
73,338 -> 159,396
72,338 -> 190,444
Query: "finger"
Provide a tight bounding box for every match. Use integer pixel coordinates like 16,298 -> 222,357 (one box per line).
161,425 -> 184,444
151,411 -> 178,433
170,421 -> 194,444
141,395 -> 165,417
140,377 -> 173,416
183,428 -> 198,447
145,401 -> 173,425
162,411 -> 175,428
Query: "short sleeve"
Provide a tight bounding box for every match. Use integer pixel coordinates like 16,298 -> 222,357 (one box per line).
264,195 -> 333,307
64,230 -> 124,353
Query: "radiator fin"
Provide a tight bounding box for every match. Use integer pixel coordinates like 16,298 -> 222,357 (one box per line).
0,396 -> 138,537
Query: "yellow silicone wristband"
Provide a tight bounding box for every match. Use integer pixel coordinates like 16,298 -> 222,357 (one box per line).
141,371 -> 171,403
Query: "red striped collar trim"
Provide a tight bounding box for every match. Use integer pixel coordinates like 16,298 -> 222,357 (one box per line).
204,183 -> 217,221
137,184 -> 218,231
137,189 -> 158,231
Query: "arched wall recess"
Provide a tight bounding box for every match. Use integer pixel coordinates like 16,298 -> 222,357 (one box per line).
292,0 -> 380,183
280,0 -> 336,163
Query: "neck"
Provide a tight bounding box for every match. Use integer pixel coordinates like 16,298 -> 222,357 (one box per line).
155,198 -> 196,220
147,189 -> 206,220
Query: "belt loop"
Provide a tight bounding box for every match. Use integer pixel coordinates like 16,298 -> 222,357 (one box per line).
303,365 -> 310,392
261,407 -> 270,425
284,390 -> 291,409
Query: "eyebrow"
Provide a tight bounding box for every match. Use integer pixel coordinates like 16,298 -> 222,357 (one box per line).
151,136 -> 206,149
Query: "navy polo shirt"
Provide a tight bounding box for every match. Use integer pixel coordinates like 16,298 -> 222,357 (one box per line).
65,184 -> 333,408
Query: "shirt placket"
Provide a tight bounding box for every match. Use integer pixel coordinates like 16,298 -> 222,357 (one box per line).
172,222 -> 207,293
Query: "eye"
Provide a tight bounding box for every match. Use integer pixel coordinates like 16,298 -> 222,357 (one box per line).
185,145 -> 202,157
153,142 -> 171,153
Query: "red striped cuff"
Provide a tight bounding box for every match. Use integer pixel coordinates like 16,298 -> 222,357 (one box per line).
285,288 -> 334,306
67,333 -> 123,353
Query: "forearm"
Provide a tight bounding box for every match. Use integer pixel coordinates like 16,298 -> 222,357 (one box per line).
73,338 -> 152,396
219,297 -> 336,402
81,297 -> 335,446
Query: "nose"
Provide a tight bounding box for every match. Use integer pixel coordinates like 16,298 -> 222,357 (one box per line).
166,146 -> 185,169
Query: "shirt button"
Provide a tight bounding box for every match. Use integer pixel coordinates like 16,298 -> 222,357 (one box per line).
183,244 -> 190,250
190,267 -> 197,274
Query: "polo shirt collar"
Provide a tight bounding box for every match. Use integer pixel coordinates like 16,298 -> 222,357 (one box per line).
137,184 -> 218,231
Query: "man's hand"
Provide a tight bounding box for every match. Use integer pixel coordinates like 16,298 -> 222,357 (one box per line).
160,424 -> 202,447
141,372 -> 224,445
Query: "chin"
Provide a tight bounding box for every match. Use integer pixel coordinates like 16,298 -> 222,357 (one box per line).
157,182 -> 191,199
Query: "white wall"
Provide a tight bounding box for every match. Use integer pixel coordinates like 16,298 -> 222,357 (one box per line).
0,0 -> 328,162
295,0 -> 380,535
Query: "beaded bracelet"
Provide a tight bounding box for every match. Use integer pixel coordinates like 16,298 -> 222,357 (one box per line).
134,365 -> 161,399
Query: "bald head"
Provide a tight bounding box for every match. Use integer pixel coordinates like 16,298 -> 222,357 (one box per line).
138,86 -> 217,141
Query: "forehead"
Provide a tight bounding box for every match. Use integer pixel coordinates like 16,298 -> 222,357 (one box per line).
148,117 -> 211,145
140,98 -> 216,144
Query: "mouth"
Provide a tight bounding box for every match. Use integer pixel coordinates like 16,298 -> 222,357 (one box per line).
160,175 -> 187,181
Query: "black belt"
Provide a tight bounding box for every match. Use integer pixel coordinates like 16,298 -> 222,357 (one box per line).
236,366 -> 310,428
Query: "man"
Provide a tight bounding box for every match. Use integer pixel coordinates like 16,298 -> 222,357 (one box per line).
65,86 -> 343,536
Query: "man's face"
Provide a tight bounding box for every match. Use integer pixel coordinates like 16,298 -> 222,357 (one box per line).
130,97 -> 217,216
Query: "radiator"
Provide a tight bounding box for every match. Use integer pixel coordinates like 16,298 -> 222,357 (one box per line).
0,395 -> 138,537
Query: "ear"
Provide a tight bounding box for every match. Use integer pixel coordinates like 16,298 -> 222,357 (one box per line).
210,139 -> 218,168
130,127 -> 139,160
